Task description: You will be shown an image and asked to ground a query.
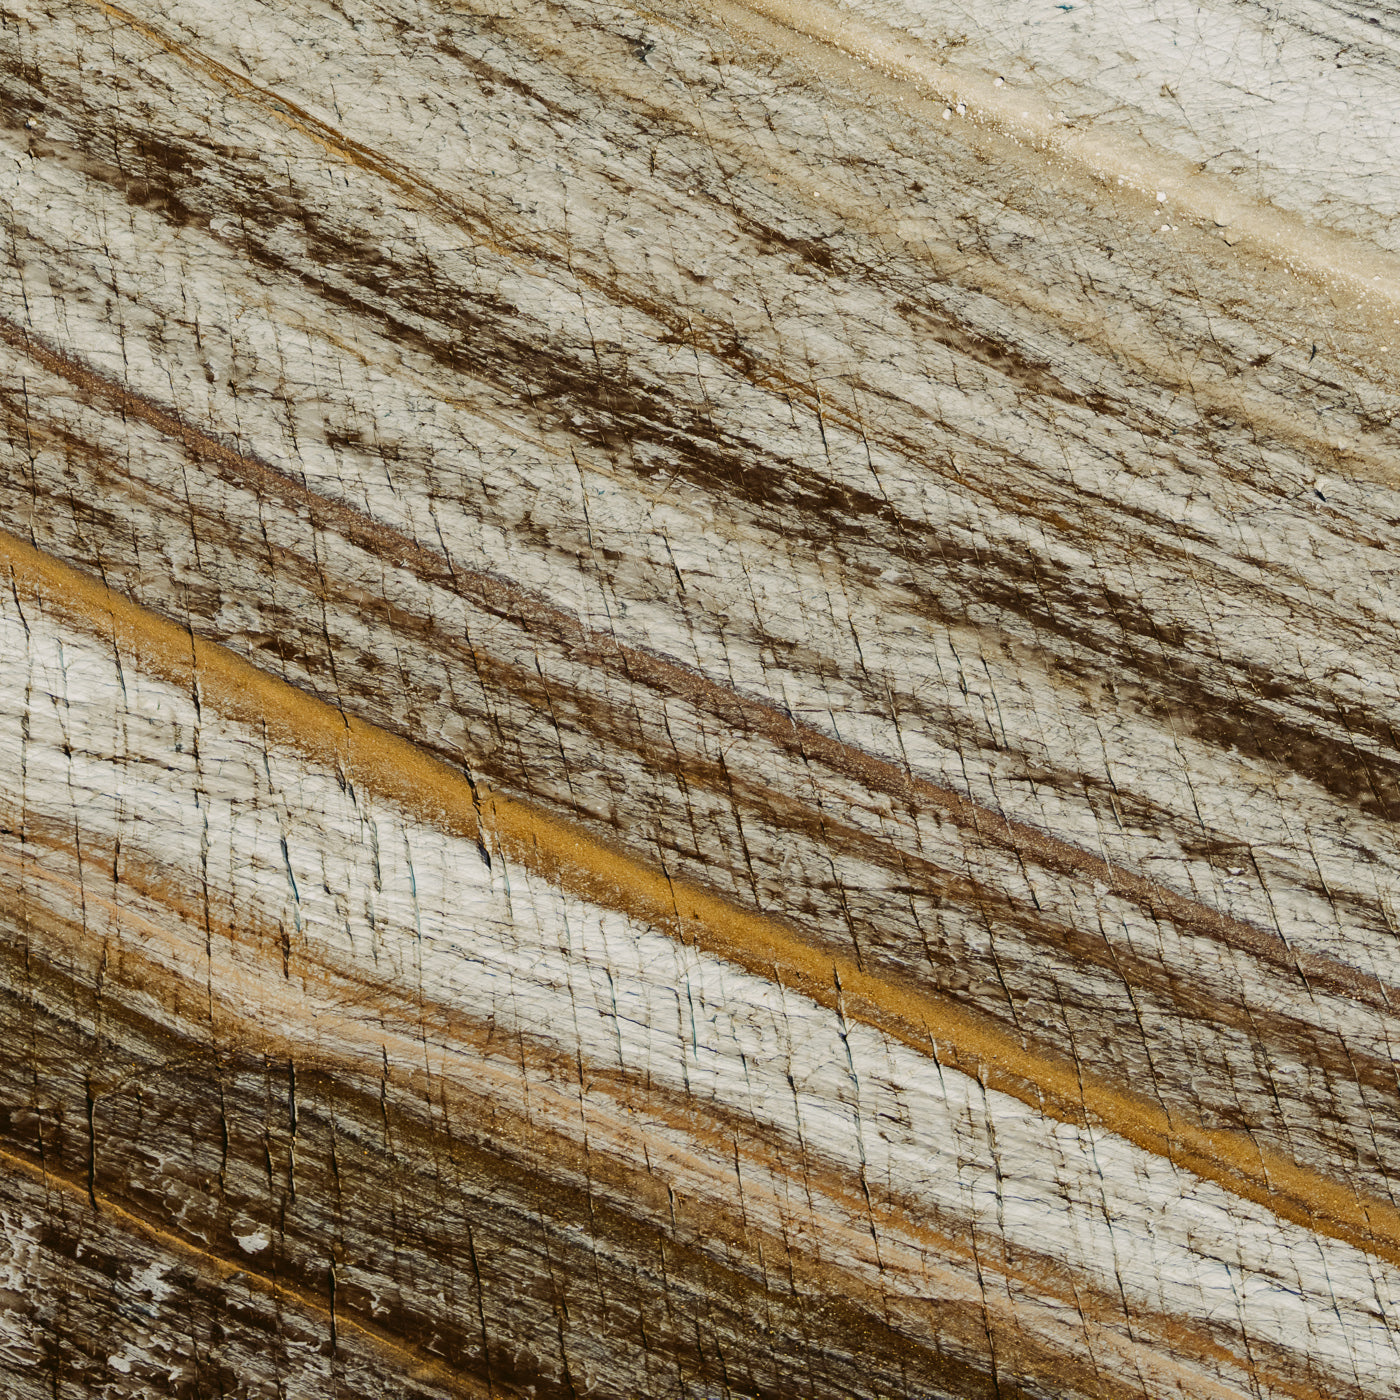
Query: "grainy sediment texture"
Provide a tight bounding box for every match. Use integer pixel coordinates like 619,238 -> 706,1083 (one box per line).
1,0 -> 1399,1394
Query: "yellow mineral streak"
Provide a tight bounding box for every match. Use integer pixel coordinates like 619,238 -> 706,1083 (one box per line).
6,523 -> 1400,1275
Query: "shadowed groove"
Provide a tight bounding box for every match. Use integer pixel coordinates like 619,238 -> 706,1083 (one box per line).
7,2 -> 1400,1389
0,887 -> 1351,1400
55,0 -> 1400,495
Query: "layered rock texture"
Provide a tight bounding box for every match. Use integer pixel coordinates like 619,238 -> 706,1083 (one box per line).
3,0 -> 1400,1395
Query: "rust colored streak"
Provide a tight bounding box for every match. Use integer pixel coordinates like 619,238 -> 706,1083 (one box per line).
0,312 -> 1388,1019
0,848 -> 1339,1400
5,523 -> 1400,1275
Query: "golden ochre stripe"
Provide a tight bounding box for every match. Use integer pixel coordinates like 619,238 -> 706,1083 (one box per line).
4,525 -> 1398,1271
1,313 -> 1386,1016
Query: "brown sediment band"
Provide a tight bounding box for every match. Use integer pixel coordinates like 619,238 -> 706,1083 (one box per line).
61,0 -> 1400,493
6,524 -> 1400,1271
77,0 -> 1400,314
79,0 -> 496,258
2,314 -> 1390,1019
0,1141 -> 487,1398
0,817 -> 1349,1400
0,901 -> 1321,1400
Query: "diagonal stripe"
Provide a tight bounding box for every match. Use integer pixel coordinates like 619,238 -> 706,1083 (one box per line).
5,523 -> 1400,1274
0,1141 -> 487,1397
3,313 -> 1390,1016
63,0 -> 1400,487
696,0 -> 1400,313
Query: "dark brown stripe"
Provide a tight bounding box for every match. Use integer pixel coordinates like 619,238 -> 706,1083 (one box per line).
1,314 -> 1391,1022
